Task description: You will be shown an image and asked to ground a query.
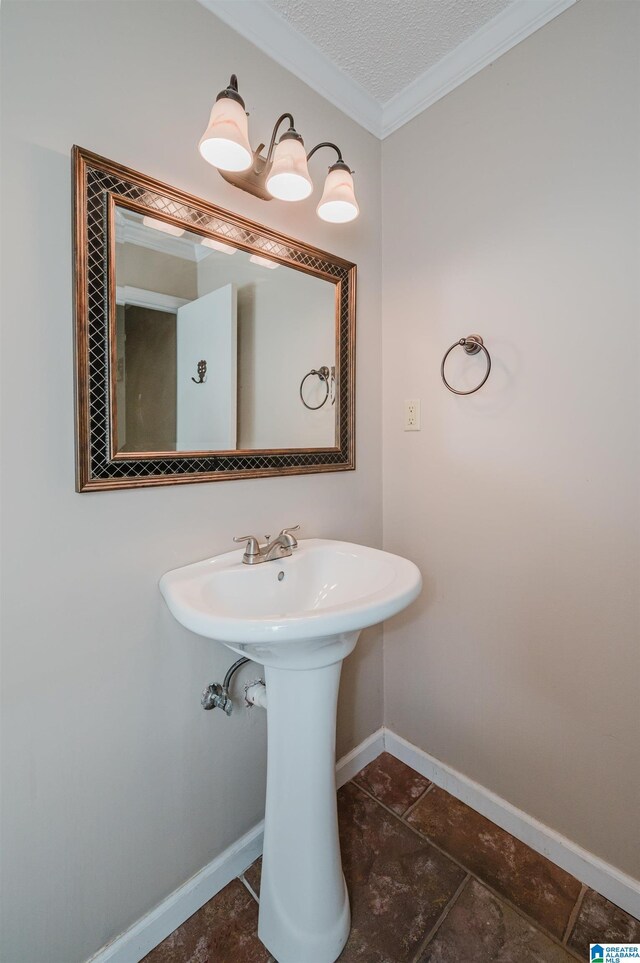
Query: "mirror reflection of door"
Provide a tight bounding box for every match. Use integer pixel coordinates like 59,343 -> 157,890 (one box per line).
176,284 -> 237,451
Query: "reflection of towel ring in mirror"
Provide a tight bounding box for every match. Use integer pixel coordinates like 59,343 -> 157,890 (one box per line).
329,365 -> 336,405
300,366 -> 330,410
441,335 -> 491,395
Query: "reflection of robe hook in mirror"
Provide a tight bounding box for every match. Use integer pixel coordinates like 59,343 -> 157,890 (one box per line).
192,360 -> 207,384
300,366 -> 331,410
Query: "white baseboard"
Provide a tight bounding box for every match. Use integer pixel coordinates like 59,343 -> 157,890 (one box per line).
87,725 -> 639,962
86,729 -> 384,963
383,729 -> 640,920
86,821 -> 264,963
336,727 -> 385,787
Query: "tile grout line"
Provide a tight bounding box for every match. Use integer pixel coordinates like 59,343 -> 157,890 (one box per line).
402,781 -> 435,820
350,781 -> 585,962
238,873 -> 260,905
563,883 -> 587,945
409,872 -> 472,963
398,796 -> 583,963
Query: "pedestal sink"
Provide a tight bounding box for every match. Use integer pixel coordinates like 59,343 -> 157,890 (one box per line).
160,539 -> 421,963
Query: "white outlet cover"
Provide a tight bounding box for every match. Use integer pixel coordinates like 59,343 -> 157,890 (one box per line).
404,399 -> 421,431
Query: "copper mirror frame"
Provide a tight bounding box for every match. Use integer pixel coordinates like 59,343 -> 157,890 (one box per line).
72,147 -> 356,492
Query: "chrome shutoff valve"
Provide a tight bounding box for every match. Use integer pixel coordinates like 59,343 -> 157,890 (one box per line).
201,683 -> 233,715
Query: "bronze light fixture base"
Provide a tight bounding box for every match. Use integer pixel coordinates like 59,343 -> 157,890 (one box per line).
219,145 -> 273,201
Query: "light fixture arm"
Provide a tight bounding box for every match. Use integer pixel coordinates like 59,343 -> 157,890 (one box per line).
254,112 -> 296,173
217,74 -> 245,107
306,142 -> 345,166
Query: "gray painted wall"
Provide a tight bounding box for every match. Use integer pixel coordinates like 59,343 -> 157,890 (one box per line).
0,3 -> 382,961
382,0 -> 640,882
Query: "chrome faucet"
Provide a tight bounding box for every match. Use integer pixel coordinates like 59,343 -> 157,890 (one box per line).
233,526 -> 300,565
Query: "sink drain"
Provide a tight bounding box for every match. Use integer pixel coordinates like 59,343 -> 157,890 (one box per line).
278,571 -> 285,581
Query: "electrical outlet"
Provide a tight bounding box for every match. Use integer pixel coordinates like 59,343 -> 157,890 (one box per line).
404,399 -> 421,431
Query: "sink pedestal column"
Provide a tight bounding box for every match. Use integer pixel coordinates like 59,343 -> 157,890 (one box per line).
258,634 -> 357,963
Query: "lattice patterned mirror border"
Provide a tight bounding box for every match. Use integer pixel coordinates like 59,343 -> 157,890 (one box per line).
72,147 -> 356,492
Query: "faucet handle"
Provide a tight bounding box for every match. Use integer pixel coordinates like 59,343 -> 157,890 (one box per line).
280,526 -> 300,536
233,535 -> 261,558
279,525 -> 300,548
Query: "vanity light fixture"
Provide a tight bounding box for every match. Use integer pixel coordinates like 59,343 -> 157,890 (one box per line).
142,215 -> 185,237
201,237 -> 237,255
249,254 -> 280,270
198,75 -> 359,223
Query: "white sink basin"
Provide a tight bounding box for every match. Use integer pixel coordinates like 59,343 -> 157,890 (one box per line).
160,538 -> 421,653
160,538 -> 421,963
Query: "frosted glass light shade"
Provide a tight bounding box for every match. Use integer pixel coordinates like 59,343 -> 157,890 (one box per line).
142,216 -> 185,237
201,237 -> 236,255
198,97 -> 252,172
250,254 -> 280,270
266,136 -> 313,201
317,166 -> 359,223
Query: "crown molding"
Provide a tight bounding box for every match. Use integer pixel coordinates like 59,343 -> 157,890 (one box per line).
115,286 -> 190,312
381,0 -> 578,137
197,0 -> 578,141
197,0 -> 382,138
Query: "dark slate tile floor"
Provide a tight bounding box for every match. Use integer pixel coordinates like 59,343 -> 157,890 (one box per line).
337,781 -> 465,961
352,751 -> 431,816
567,889 -> 640,960
142,877 -> 269,963
406,785 -> 581,940
142,751 -> 640,963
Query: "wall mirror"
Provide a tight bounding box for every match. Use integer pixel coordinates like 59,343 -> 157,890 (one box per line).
73,147 -> 356,491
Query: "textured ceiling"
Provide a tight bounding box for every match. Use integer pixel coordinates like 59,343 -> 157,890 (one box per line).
267,0 -> 514,104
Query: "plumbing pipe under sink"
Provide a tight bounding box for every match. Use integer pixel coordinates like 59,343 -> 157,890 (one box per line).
245,680 -> 268,708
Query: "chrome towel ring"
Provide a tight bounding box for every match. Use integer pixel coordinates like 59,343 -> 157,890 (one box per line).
441,335 -> 491,395
300,366 -> 330,410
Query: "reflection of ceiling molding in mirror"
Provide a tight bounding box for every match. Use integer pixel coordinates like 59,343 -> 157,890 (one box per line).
73,146 -> 356,491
